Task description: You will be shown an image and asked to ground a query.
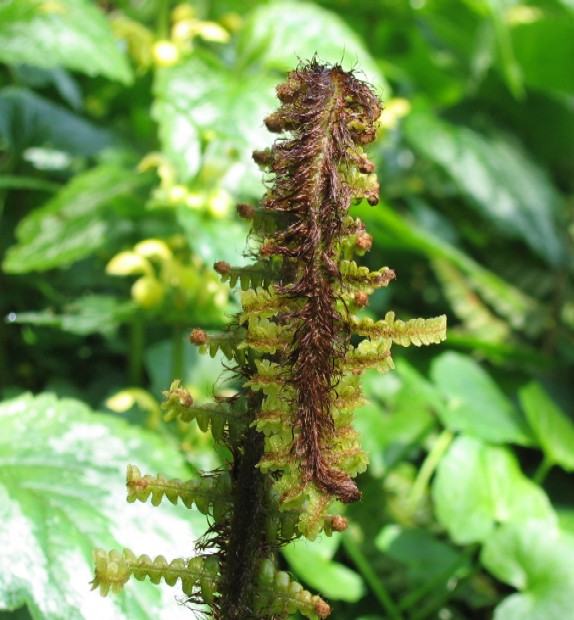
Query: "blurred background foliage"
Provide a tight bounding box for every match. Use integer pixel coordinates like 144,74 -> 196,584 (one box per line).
0,0 -> 573,619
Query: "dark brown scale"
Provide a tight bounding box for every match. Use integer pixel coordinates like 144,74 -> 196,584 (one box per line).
257,60 -> 381,503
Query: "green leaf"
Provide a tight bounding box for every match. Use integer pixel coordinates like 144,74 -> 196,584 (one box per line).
375,525 -> 467,584
2,164 -> 150,273
519,383 -> 574,471
153,54 -> 277,193
176,206 -> 250,267
0,175 -> 59,192
238,2 -> 387,89
354,201 -> 537,333
511,17 -> 574,98
0,0 -> 132,83
0,392 -> 204,619
357,362 -> 438,476
0,87 -> 116,155
484,0 -> 524,98
283,536 -> 365,603
430,352 -> 532,445
8,296 -> 136,337
481,521 -> 574,620
404,104 -> 566,266
433,436 -> 555,544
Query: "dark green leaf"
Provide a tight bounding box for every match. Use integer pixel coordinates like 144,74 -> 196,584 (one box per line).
8,296 -> 136,336
0,0 -> 132,83
481,521 -> 574,620
430,352 -> 532,445
357,363 -> 437,476
375,525 -> 467,584
0,393 -> 204,619
404,104 -> 566,266
519,383 -> 574,471
512,17 -> 574,98
354,201 -> 537,330
10,65 -> 83,110
2,164 -> 149,273
0,87 -> 116,155
0,175 -> 59,192
433,436 -> 555,544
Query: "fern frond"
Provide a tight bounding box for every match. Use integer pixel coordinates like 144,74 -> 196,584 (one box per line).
242,317 -> 293,353
239,286 -> 302,324
339,260 -> 396,295
432,257 -> 508,341
255,559 -> 330,619
189,327 -> 247,363
126,465 -> 232,518
343,338 -> 395,373
244,359 -> 290,397
351,311 -> 447,346
161,380 -> 246,441
214,261 -> 281,290
91,549 -> 219,601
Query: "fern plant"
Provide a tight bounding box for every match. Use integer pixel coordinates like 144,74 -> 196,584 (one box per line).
91,59 -> 446,619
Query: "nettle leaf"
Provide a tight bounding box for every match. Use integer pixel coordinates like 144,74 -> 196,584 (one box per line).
153,54 -> 277,193
2,164 -> 150,273
238,2 -> 386,89
430,352 -> 532,445
0,87 -> 116,155
176,207 -> 250,267
283,536 -> 365,603
433,436 -> 555,544
519,383 -> 574,472
0,0 -> 132,83
0,393 -> 204,620
481,521 -> 574,620
404,104 -> 566,267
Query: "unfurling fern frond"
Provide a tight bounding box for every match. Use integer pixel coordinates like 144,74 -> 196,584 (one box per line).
93,60 -> 445,619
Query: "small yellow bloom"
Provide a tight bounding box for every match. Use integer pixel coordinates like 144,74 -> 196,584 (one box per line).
168,184 -> 189,204
195,22 -> 230,43
131,276 -> 166,308
106,252 -> 152,276
134,239 -> 172,261
152,40 -> 180,67
172,3 -> 196,23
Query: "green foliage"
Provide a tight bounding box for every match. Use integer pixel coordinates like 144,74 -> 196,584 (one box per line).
0,0 -> 132,83
1,0 -> 573,618
433,435 -> 555,544
0,393 -> 203,620
4,164 -> 150,273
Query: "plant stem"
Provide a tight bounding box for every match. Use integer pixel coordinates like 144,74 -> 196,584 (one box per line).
408,430 -> 454,509
128,312 -> 145,386
342,531 -> 406,620
156,0 -> 170,39
533,455 -> 553,485
171,323 -> 184,383
217,421 -> 267,619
